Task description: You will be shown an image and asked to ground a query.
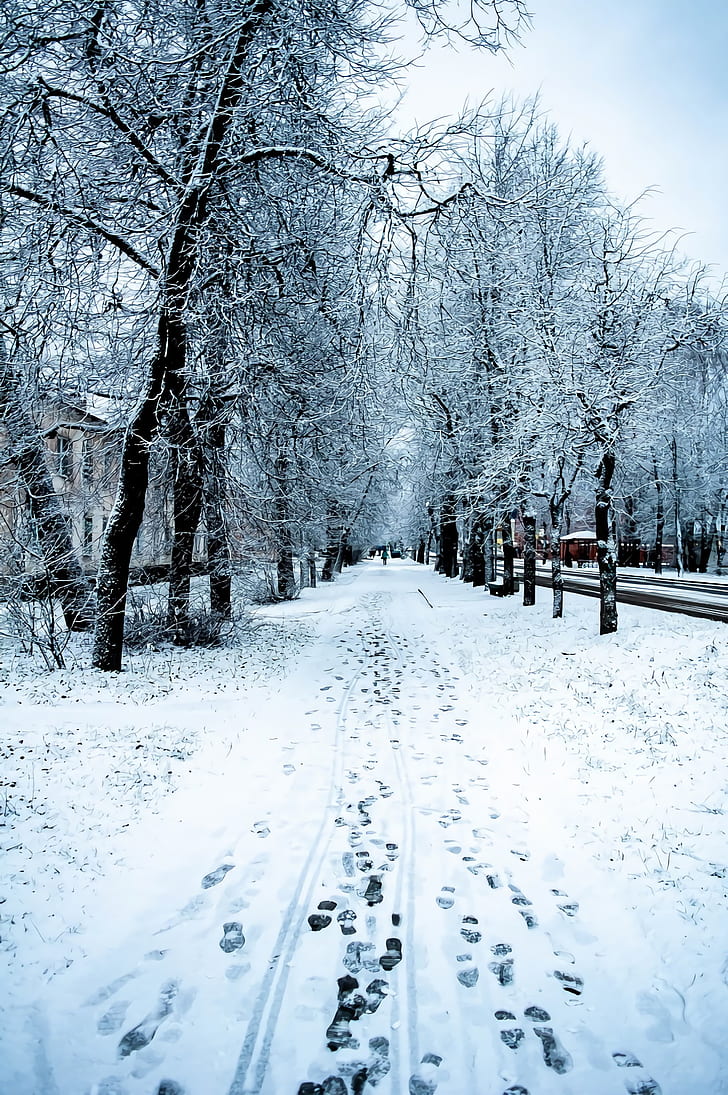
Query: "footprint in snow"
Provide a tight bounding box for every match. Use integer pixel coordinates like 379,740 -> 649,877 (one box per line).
613,1052 -> 663,1094
156,1082 -> 185,1095
533,1026 -> 573,1074
326,977 -> 365,1051
456,954 -> 479,987
94,1078 -> 127,1095
553,969 -> 583,996
84,972 -> 138,1008
342,852 -> 356,877
343,941 -> 379,974
552,888 -> 579,916
200,863 -> 235,890
97,1000 -> 129,1035
118,980 -> 178,1058
488,943 -> 514,985
460,915 -> 482,944
436,887 -> 455,909
509,886 -> 538,929
337,909 -> 357,935
219,922 -> 245,952
409,1052 -> 442,1095
356,850 -> 374,872
363,875 -> 383,905
379,938 -> 402,970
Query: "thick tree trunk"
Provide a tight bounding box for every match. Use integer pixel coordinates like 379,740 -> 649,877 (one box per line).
166,402 -> 204,642
698,517 -> 713,573
0,341 -> 94,630
333,531 -> 349,575
92,353 -> 165,669
595,451 -> 618,635
321,511 -> 341,582
522,509 -> 536,607
439,494 -> 459,578
416,539 -> 426,564
470,512 -> 486,588
461,513 -> 474,583
549,497 -> 565,619
501,517 -> 515,595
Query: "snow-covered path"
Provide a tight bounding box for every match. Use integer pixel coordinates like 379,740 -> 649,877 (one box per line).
3,559 -> 728,1095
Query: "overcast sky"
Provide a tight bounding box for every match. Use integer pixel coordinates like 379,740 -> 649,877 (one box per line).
394,0 -> 728,283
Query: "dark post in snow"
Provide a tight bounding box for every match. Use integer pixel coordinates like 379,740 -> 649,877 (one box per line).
595,451 -> 618,634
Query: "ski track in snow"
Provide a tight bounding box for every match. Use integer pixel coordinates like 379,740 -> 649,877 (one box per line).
1,560 -> 728,1094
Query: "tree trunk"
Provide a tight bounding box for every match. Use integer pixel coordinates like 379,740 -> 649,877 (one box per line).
652,454 -> 664,575
501,517 -> 515,595
470,512 -> 486,588
439,494 -> 459,578
166,402 -> 204,642
698,517 -> 713,572
92,353 -> 165,669
321,511 -> 341,582
460,505 -> 474,583
200,415 -> 232,621
274,453 -> 296,599
548,497 -> 565,619
416,539 -> 425,564
717,497 -> 725,573
595,451 -> 618,635
522,509 -> 536,607
671,436 -> 683,577
485,522 -> 497,583
0,343 -> 94,631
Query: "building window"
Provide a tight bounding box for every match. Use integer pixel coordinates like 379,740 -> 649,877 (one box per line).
83,514 -> 94,554
57,435 -> 73,479
82,437 -> 94,486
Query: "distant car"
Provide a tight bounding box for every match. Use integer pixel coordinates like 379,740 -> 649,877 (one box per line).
390,549 -> 402,558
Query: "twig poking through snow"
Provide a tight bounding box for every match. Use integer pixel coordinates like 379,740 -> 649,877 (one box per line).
418,589 -> 434,608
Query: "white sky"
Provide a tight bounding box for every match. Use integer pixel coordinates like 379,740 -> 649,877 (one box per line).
394,0 -> 728,282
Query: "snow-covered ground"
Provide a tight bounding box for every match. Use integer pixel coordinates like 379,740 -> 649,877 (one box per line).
2,559 -> 727,1095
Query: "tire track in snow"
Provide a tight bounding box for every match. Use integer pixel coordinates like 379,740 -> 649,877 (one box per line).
226,663 -> 367,1095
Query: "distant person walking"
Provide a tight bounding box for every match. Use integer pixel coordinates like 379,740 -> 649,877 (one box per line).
381,546 -> 389,565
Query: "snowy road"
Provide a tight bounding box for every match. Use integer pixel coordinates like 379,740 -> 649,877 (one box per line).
3,560 -> 728,1095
